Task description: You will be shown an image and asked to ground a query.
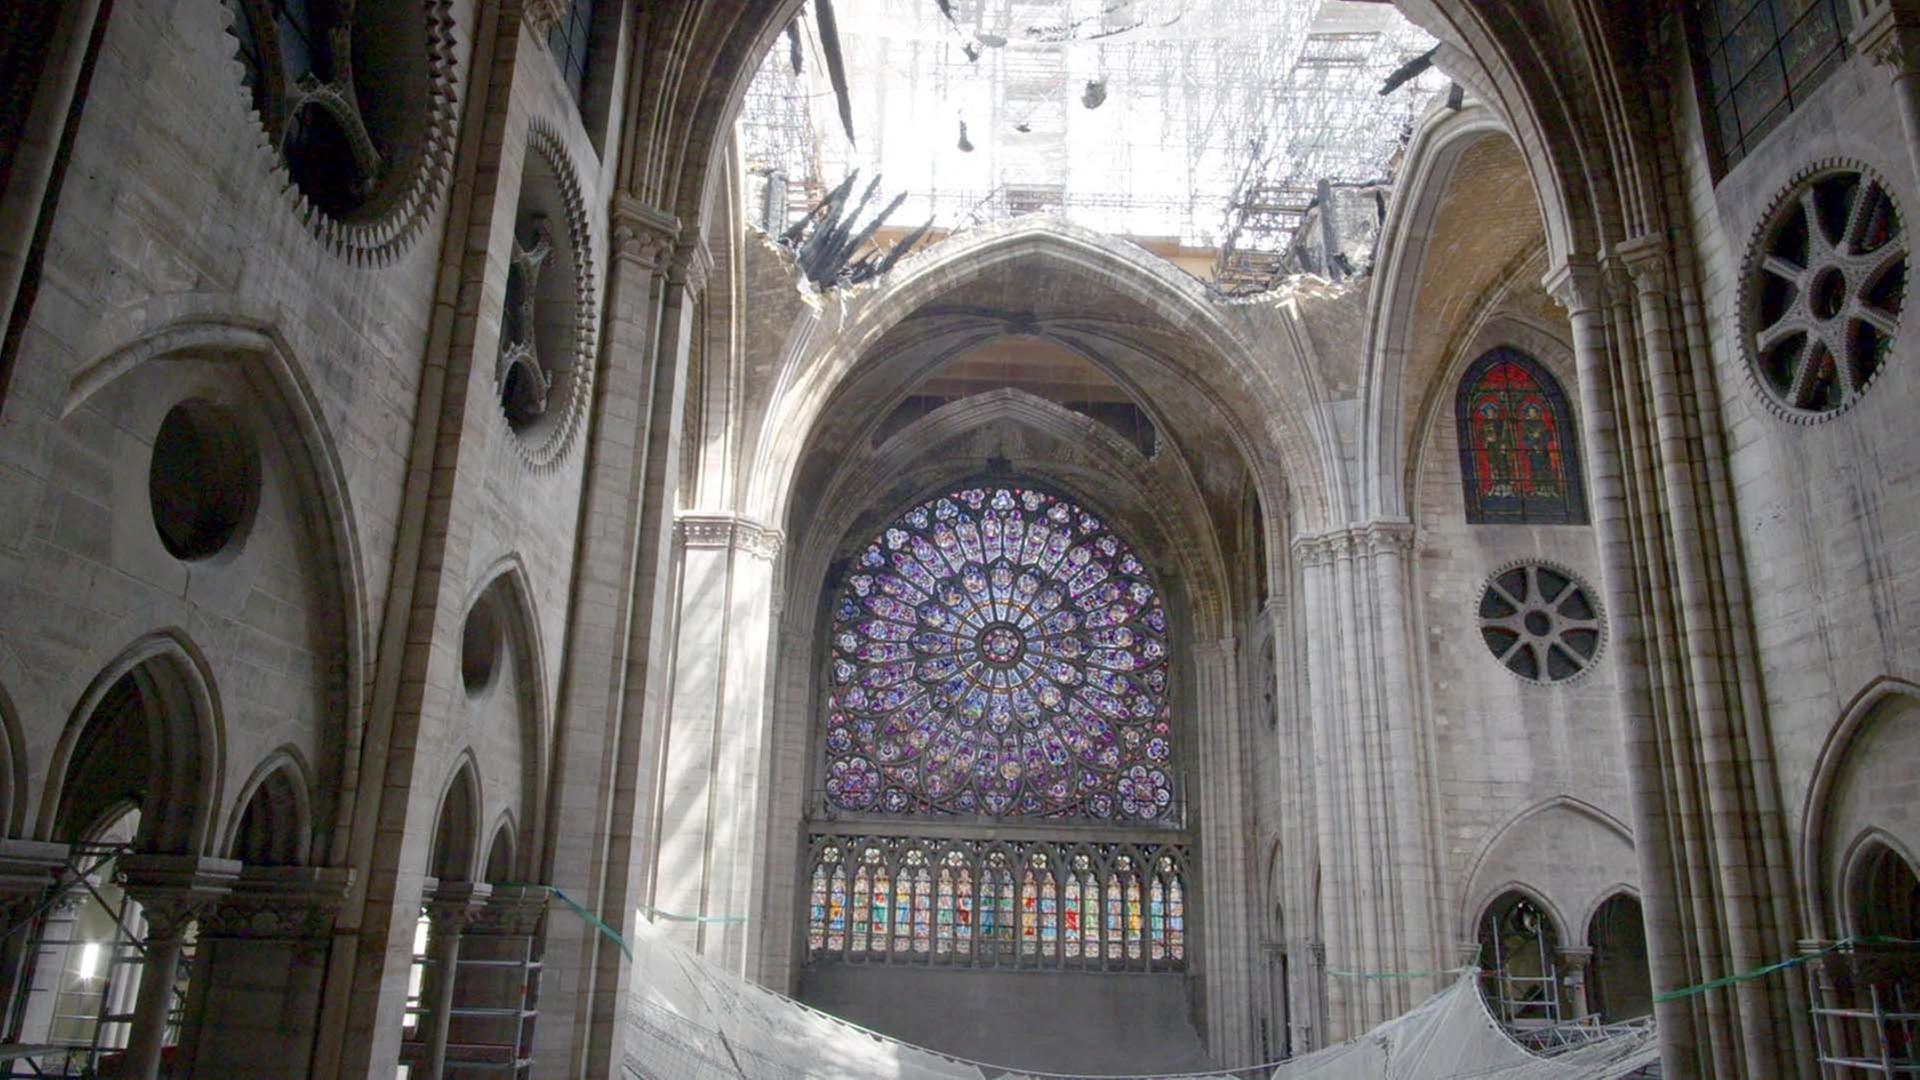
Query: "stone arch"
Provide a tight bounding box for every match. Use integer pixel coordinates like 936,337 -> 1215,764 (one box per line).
64,318 -> 370,865
1800,676 -> 1920,939
483,811 -> 519,884
1360,103 -> 1551,521
42,631 -> 224,856
1458,795 -> 1633,942
0,665 -> 31,838
465,555 -> 552,877
429,755 -> 484,884
1839,831 -> 1920,939
1468,880 -> 1571,952
744,219 -> 1326,535
224,748 -> 315,866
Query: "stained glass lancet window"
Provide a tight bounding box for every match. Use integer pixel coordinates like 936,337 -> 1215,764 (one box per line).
1455,349 -> 1588,525
805,838 -> 1186,971
824,484 -> 1176,820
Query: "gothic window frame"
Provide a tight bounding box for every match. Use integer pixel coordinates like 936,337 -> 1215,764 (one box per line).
817,480 -> 1182,825
1454,348 -> 1589,526
1683,0 -> 1853,177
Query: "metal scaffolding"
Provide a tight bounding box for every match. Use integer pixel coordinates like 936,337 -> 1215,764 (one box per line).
737,0 -> 1445,288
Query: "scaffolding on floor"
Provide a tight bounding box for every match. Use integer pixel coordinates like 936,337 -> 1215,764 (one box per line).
1808,939 -> 1920,1076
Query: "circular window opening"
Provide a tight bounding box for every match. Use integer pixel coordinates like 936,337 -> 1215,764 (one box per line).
222,0 -> 454,259
461,596 -> 503,696
492,130 -> 593,464
1477,563 -> 1604,684
1742,164 -> 1907,421
148,401 -> 260,561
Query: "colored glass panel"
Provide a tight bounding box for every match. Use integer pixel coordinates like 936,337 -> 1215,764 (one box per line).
823,485 -> 1176,821
1455,350 -> 1586,525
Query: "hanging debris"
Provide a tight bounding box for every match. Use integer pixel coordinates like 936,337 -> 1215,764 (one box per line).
1379,45 -> 1437,95
956,120 -> 974,152
778,172 -> 936,288
1081,79 -> 1107,110
815,0 -> 857,145
785,18 -> 805,74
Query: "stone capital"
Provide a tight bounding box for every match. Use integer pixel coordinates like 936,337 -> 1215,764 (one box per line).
671,240 -> 716,297
1357,519 -> 1416,557
610,195 -> 681,273
1853,0 -> 1920,71
469,883 -> 553,937
1556,945 -> 1595,973
1541,255 -> 1606,317
198,866 -> 354,942
677,513 -> 784,560
517,0 -> 568,36
425,880 -> 495,929
0,839 -> 74,905
1613,233 -> 1671,297
119,854 -> 244,940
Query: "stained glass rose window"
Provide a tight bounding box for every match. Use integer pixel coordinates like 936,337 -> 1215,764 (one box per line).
824,485 -> 1176,821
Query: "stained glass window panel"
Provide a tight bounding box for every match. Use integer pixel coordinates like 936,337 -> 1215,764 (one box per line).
809,863 -> 829,952
1064,875 -> 1083,958
1455,349 -> 1587,526
824,485 -> 1177,822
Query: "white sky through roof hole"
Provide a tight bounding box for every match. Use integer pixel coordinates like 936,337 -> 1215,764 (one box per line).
739,0 -> 1447,252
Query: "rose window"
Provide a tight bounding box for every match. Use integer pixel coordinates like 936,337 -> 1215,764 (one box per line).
825,485 -> 1175,821
1477,563 -> 1604,684
1742,164 -> 1906,420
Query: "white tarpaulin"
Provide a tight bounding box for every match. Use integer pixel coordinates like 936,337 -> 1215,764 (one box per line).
620,915 -> 1661,1080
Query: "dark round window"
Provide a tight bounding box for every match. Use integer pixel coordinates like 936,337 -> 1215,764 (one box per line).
148,401 -> 260,561
1477,563 -> 1604,684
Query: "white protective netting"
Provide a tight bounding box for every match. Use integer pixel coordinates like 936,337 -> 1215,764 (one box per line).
620,915 -> 1662,1080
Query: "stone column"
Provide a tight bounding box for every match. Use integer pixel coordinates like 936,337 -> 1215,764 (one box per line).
175,866 -> 352,1078
1853,0 -> 1920,182
422,882 -> 491,1080
447,885 -> 550,1072
1544,258 -> 1699,1078
536,199 -> 693,1079
649,514 -> 782,973
1192,637 -> 1259,1063
1361,521 -> 1441,1011
118,855 -> 239,1080
1558,946 -> 1594,1021
1293,535 -> 1352,1040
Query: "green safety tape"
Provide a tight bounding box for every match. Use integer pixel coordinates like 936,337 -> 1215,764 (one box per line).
497,882 -> 632,960
1652,934 -> 1918,1004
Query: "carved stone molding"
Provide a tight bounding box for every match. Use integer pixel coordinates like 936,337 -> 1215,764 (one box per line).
611,195 -> 681,274
198,866 -> 354,942
0,839 -> 73,904
1357,520 -> 1416,557
677,513 -> 784,559
425,881 -> 495,930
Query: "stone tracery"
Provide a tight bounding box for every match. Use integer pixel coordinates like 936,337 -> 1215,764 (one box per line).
825,483 -> 1176,821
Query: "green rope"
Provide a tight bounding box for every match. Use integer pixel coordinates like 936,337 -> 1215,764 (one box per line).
635,902 -> 749,925
1652,934 -> 1918,1004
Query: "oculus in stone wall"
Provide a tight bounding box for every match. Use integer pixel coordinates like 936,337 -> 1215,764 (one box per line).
494,123 -> 597,467
1740,161 -> 1907,421
1455,348 -> 1587,525
149,400 -> 260,561
823,484 -> 1176,822
1477,562 -> 1604,684
223,0 -> 460,262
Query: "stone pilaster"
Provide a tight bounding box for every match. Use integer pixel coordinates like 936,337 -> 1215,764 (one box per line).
420,882 -> 492,1080
1192,636 -> 1258,1064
